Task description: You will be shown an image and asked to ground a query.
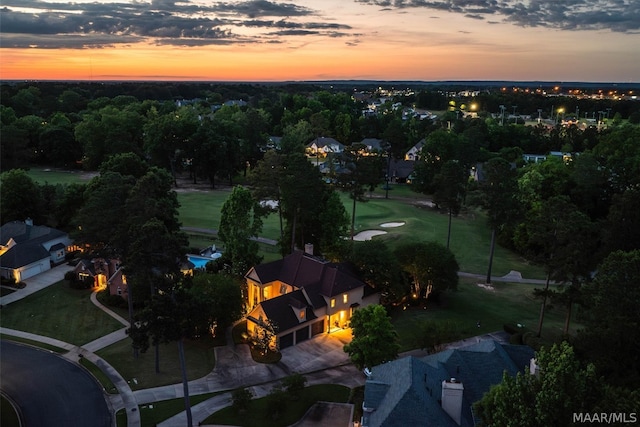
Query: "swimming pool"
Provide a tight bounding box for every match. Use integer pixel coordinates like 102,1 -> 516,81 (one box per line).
188,253 -> 222,268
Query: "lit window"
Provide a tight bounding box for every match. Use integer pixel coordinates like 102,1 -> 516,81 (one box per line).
331,298 -> 336,308
300,310 -> 305,319
343,294 -> 348,304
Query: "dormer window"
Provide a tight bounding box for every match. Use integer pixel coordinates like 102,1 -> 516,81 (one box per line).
343,294 -> 348,304
300,310 -> 305,319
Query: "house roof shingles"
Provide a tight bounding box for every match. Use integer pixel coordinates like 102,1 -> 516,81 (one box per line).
0,221 -> 68,269
259,289 -> 318,331
363,340 -> 534,427
247,251 -> 376,331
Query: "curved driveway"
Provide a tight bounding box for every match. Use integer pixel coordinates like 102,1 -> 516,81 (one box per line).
0,340 -> 111,427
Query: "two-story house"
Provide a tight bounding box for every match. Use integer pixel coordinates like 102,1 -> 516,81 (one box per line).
244,247 -> 379,349
73,258 -> 128,299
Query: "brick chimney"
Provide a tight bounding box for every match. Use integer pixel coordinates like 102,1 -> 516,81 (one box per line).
441,378 -> 464,425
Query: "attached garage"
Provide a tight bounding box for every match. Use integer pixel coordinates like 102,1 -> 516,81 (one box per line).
311,319 -> 325,337
279,333 -> 294,349
295,327 -> 310,343
19,263 -> 46,281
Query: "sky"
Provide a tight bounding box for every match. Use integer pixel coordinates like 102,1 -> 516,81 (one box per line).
1,0 -> 639,82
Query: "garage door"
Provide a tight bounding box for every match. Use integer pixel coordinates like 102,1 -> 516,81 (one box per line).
20,264 -> 44,281
296,327 -> 309,343
279,333 -> 294,349
311,320 -> 324,336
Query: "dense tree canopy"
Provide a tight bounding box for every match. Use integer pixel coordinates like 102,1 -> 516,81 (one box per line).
218,185 -> 264,277
475,342 -> 610,427
574,250 -> 640,388
394,241 -> 459,302
343,304 -> 399,370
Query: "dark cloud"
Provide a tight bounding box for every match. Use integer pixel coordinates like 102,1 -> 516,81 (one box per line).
355,0 -> 640,32
0,0 -> 355,49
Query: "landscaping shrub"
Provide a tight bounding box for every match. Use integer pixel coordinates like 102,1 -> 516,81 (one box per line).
282,373 -> 307,399
232,387 -> 253,414
1,276 -> 16,287
104,294 -> 127,308
265,386 -> 288,420
64,271 -> 77,281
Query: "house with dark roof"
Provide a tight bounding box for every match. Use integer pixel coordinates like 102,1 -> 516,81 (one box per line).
388,159 -> 416,183
0,219 -> 73,282
359,138 -> 385,154
73,258 -> 128,298
361,339 -> 535,427
245,247 -> 379,349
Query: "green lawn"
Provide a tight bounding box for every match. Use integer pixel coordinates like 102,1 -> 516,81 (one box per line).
25,167 -> 96,185
0,282 -> 123,346
138,393 -> 219,427
392,278 -> 581,351
25,167 -> 543,279
95,336 -> 217,390
204,384 -> 351,427
177,187 -> 545,279
80,357 -> 119,394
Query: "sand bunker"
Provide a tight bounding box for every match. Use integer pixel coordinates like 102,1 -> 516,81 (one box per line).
477,283 -> 495,291
380,222 -> 406,228
353,230 -> 388,241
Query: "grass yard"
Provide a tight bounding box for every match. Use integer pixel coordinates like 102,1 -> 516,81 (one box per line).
26,167 -> 96,185
80,357 -> 119,394
0,282 -> 124,346
204,384 -> 351,427
0,334 -> 67,353
25,167 -> 543,279
138,393 -> 219,427
177,187 -> 545,279
95,336 -> 217,390
392,278 -> 581,351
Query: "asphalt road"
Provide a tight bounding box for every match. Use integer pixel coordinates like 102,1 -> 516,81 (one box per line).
0,340 -> 111,427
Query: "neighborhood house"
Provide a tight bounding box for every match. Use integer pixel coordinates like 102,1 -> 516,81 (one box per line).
73,258 -> 128,298
0,219 -> 74,282
244,246 -> 379,349
361,339 -> 535,427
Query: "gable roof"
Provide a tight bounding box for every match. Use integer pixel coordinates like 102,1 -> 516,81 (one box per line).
248,251 -> 370,300
363,340 -> 534,427
256,289 -> 319,331
307,137 -> 344,151
0,221 -> 68,269
360,138 -> 385,152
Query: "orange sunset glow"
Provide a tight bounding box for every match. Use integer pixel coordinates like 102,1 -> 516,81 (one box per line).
1,0 -> 639,82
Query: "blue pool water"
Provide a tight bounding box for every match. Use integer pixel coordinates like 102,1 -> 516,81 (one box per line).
188,253 -> 222,268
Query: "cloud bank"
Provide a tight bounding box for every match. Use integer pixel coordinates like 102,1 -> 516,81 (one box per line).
0,0 -> 353,48
356,0 -> 640,32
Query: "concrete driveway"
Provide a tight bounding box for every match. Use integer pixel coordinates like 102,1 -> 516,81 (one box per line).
0,264 -> 74,306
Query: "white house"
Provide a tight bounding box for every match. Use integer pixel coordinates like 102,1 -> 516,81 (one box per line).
0,219 -> 73,282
